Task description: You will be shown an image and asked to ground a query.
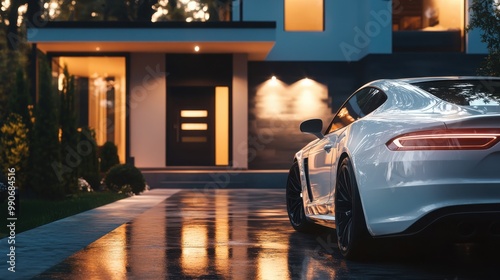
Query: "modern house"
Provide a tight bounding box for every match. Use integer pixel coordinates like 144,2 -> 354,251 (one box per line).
27,0 -> 488,187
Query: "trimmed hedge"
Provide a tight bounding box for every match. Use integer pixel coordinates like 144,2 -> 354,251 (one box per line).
104,164 -> 146,195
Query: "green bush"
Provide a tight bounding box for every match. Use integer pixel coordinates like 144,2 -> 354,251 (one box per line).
78,127 -> 100,190
99,141 -> 120,173
104,164 -> 146,195
30,57 -> 64,199
0,113 -> 29,191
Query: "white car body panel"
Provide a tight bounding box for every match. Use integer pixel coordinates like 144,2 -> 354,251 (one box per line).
295,77 -> 500,237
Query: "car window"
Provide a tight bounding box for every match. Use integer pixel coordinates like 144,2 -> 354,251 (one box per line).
326,87 -> 387,134
413,80 -> 500,107
362,88 -> 387,115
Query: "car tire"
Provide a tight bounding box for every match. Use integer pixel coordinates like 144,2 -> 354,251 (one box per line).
286,161 -> 317,233
335,157 -> 371,260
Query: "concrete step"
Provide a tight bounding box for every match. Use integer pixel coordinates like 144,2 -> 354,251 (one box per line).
140,169 -> 289,189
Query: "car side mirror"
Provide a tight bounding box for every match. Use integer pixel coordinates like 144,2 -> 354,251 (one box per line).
300,119 -> 324,139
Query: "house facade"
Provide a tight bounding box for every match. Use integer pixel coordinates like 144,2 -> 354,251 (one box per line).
27,0 -> 488,171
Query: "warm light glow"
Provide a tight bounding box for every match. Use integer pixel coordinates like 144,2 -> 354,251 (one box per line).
80,225 -> 128,279
57,73 -> 65,91
96,47 -> 100,51
215,86 -> 229,166
257,233 -> 290,279
194,45 -> 200,52
292,78 -> 329,119
269,76 -> 280,86
59,56 -> 126,163
181,110 -> 208,117
285,0 -> 324,31
394,0 -> 464,33
181,224 -> 208,277
257,77 -> 329,122
215,194 -> 229,275
181,123 -> 208,130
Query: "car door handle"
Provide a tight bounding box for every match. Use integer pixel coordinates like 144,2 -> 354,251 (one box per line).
324,143 -> 333,152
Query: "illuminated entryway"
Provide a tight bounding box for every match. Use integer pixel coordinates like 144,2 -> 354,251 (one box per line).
166,86 -> 229,166
53,56 -> 127,163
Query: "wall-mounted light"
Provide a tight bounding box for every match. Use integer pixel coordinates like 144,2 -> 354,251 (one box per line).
271,76 -> 277,81
95,47 -> 101,51
194,46 -> 200,52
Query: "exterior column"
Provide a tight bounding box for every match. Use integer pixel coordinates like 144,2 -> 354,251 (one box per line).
232,54 -> 248,169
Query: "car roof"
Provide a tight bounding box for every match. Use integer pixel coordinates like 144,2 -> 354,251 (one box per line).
395,76 -> 500,84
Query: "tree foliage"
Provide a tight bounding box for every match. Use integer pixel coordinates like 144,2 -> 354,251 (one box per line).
467,0 -> 500,76
60,64 -> 79,194
30,56 -> 64,199
78,127 -> 100,191
0,113 -> 30,191
99,141 -> 120,173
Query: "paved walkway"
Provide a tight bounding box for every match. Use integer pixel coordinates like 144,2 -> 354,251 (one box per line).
0,189 -> 180,279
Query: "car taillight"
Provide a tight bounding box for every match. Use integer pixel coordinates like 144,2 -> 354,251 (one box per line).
386,129 -> 500,151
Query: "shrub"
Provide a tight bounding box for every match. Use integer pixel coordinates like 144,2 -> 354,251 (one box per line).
104,164 -> 146,195
99,141 -> 120,173
30,57 -> 64,199
60,65 -> 79,195
0,113 -> 29,191
78,127 -> 100,190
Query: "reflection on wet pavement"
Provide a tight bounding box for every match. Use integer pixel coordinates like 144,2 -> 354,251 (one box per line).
34,189 -> 500,279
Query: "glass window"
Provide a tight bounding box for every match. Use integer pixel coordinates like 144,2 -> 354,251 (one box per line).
53,56 -> 127,163
393,0 -> 464,32
392,0 -> 465,52
326,88 -> 387,134
362,88 -> 388,115
284,0 -> 324,31
413,80 -> 500,110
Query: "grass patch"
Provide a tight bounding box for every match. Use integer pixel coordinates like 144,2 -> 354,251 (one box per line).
0,192 -> 128,239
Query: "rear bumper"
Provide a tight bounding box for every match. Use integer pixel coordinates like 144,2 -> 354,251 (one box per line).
377,204 -> 500,243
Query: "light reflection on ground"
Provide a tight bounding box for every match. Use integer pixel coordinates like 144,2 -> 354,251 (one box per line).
33,189 -> 500,279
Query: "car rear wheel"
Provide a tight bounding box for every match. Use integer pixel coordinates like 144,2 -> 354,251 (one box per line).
335,157 -> 371,259
286,161 -> 316,232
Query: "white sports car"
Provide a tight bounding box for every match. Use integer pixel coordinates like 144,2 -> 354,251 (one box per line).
286,76 -> 500,259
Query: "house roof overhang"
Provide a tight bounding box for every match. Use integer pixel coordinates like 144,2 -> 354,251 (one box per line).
27,21 -> 276,60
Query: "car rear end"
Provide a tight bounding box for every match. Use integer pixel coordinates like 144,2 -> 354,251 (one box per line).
357,78 -> 500,242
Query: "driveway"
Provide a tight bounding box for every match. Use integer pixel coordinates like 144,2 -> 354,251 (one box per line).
3,189 -> 499,279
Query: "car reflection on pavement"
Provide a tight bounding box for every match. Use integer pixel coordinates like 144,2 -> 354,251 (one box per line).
33,189 -> 500,279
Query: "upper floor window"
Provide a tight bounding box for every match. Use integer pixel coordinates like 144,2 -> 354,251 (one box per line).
393,0 -> 465,52
284,0 -> 324,31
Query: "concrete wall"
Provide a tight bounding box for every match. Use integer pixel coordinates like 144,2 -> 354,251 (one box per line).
129,53 -> 167,167
243,0 -> 391,61
248,53 -> 486,169
243,0 -> 486,61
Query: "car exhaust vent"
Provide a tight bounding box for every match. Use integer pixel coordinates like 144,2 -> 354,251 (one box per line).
489,222 -> 500,236
457,221 -> 477,238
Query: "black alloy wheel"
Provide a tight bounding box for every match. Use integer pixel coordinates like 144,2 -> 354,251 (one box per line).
286,161 -> 315,232
335,157 -> 370,259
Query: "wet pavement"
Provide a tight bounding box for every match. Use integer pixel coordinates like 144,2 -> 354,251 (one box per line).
4,189 -> 500,279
